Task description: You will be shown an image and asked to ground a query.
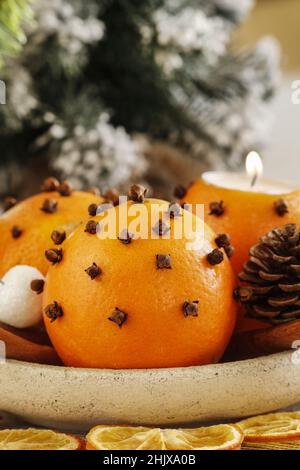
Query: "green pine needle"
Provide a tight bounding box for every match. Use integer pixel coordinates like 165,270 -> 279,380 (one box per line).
0,0 -> 33,65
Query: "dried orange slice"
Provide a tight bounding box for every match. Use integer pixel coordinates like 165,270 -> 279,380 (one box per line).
0,428 -> 83,450
86,426 -> 165,450
86,424 -> 243,450
163,425 -> 242,450
239,412 -> 300,442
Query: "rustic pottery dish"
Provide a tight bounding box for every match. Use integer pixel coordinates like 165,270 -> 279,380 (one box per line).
0,351 -> 298,431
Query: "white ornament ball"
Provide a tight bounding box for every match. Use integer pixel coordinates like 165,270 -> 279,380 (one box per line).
0,265 -> 45,329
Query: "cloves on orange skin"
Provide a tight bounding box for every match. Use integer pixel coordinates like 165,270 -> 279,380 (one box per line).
58,181 -> 73,197
43,198 -> 237,369
40,177 -> 60,192
183,179 -> 300,277
11,225 -> 23,239
183,301 -> 199,318
51,230 -> 66,245
0,185 -> 103,277
156,254 -> 172,269
31,279 -> 45,295
215,233 -> 231,248
85,262 -> 102,280
183,179 -> 300,333
274,198 -> 289,216
104,189 -> 120,206
44,302 -> 63,322
108,308 -> 128,328
128,184 -> 147,203
41,198 -> 58,214
207,248 -> 224,266
209,201 -> 224,216
85,220 -> 99,235
88,203 -> 99,217
45,248 -> 63,265
215,234 -> 235,259
118,229 -> 133,245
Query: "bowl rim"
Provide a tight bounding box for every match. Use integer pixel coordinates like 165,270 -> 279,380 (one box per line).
5,350 -> 293,375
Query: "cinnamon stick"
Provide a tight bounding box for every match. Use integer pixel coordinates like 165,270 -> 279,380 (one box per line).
224,320 -> 300,362
0,325 -> 61,365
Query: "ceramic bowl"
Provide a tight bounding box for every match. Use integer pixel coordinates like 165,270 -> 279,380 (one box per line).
0,351 -> 299,431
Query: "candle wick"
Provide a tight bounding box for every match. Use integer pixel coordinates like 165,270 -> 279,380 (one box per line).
251,172 -> 258,188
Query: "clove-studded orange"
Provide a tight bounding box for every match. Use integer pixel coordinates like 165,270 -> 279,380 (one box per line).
0,181 -> 102,276
181,180 -> 300,332
43,195 -> 237,369
181,181 -> 300,275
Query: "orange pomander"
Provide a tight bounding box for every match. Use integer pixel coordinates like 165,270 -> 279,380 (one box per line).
43,194 -> 237,369
0,180 -> 103,276
181,179 -> 300,332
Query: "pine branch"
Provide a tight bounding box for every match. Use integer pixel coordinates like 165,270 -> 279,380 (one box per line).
0,0 -> 280,196
0,0 -> 33,66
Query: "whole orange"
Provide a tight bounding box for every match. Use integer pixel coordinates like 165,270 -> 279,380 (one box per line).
182,180 -> 300,332
43,197 -> 237,369
0,186 -> 102,277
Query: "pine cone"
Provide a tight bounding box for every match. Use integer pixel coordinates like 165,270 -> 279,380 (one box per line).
235,224 -> 300,325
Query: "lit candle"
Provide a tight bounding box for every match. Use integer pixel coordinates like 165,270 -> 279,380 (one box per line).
181,153 -> 300,333
246,151 -> 263,188
202,152 -> 298,195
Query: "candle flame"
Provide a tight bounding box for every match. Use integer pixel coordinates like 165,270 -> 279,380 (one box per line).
246,151 -> 263,187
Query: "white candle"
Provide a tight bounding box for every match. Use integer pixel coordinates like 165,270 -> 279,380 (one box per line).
202,152 -> 298,195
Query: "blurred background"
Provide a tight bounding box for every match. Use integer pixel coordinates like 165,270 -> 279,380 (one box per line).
0,0 -> 299,200
236,0 -> 300,183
